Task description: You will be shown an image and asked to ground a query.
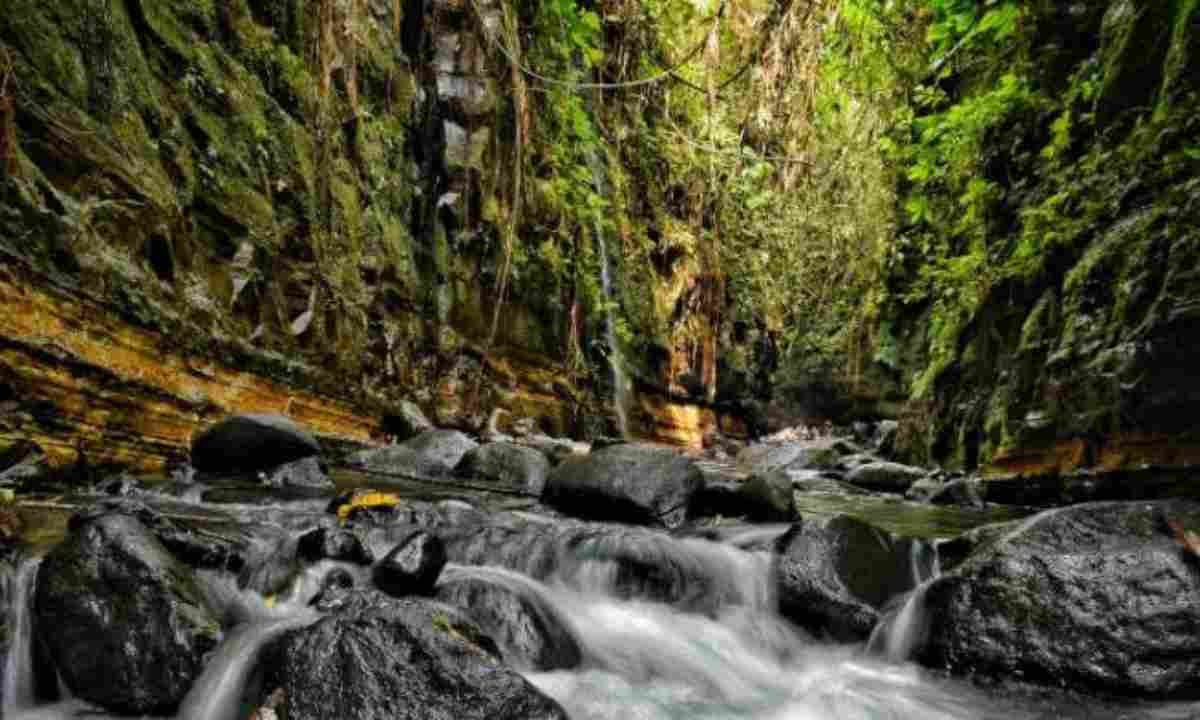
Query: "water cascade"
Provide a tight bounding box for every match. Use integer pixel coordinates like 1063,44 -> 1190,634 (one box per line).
436,530 -> 997,720
867,541 -> 941,662
2,558 -> 41,716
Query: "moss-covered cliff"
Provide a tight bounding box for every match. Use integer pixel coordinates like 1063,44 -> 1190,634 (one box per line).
878,0 -> 1200,490
0,0 -> 775,472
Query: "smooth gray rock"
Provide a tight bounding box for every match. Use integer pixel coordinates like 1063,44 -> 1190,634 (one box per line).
735,438 -> 860,476
845,461 -> 927,493
265,456 -> 332,490
400,430 -> 480,470
456,442 -> 551,496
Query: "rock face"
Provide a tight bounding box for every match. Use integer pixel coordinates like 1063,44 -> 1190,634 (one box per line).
33,514 -> 221,714
775,516 -> 932,640
881,0 -> 1200,483
457,442 -> 551,496
918,501 -> 1200,697
542,444 -> 705,528
436,572 -> 582,671
191,414 -> 319,474
374,531 -> 448,597
261,588 -> 568,720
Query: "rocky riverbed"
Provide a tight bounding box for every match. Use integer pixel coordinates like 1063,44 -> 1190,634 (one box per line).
3,415 -> 1200,719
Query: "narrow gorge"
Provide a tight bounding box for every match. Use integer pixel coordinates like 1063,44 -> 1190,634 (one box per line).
1,0 -> 1199,718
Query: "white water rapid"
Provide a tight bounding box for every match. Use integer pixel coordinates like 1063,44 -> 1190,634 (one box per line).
437,533 -> 1004,720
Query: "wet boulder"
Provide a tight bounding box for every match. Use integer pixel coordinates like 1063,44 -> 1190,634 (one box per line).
739,471 -> 796,522
346,429 -> 478,481
845,461 -> 927,493
929,477 -> 985,508
917,501 -> 1200,697
260,588 -> 568,720
775,515 -> 933,641
264,457 -> 332,491
542,444 -> 705,528
191,414 -> 319,474
436,570 -> 581,671
33,514 -> 221,714
456,442 -> 551,496
298,526 -> 373,565
374,530 -> 447,597
345,445 -> 451,480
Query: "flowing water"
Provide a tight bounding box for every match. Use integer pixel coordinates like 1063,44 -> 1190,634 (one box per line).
439,534 -> 1009,720
2,557 -> 40,716
5,498 -> 1198,720
586,150 -> 632,438
867,542 -> 941,662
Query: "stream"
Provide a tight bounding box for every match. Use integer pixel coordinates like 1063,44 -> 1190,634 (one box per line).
3,479 -> 1200,720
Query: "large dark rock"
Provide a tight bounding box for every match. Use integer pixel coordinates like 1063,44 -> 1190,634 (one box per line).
260,588 -> 568,720
436,571 -> 581,671
845,461 -> 927,493
542,444 -> 704,528
775,515 -> 933,641
917,501 -> 1200,697
191,414 -> 319,474
33,514 -> 221,714
374,530 -> 447,597
456,442 -> 551,496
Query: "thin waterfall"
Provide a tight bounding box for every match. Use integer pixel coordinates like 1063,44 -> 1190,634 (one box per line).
868,540 -> 940,662
2,558 -> 40,716
586,150 -> 632,438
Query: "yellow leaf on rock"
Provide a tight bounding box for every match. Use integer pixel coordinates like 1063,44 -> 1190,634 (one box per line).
336,490 -> 402,521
